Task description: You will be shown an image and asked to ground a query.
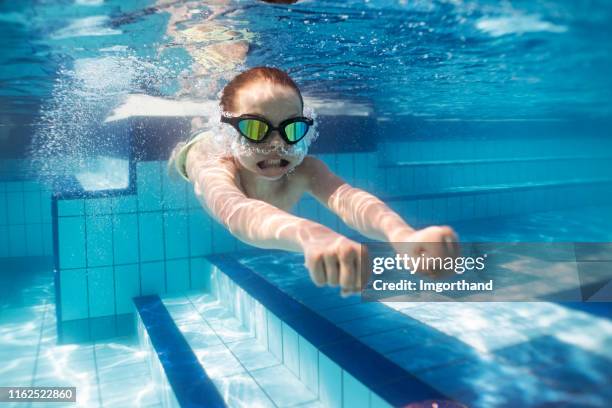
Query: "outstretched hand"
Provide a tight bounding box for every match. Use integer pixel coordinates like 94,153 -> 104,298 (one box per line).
388,225 -> 460,276
302,228 -> 367,297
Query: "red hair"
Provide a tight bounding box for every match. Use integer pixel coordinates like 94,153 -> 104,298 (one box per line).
220,66 -> 303,113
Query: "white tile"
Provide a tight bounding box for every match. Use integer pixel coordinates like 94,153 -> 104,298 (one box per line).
318,352 -> 342,408
250,364 -> 316,407
227,338 -> 279,372
194,344 -> 245,379
212,372 -> 275,408
282,323 -> 299,376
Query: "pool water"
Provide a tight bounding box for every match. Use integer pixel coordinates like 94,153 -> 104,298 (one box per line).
1,0 -> 612,407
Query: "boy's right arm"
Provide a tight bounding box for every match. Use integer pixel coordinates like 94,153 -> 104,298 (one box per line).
186,150 -> 363,294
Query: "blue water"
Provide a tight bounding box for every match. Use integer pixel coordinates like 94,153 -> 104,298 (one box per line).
1,0 -> 612,407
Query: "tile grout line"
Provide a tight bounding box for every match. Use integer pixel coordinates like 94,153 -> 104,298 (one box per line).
159,162 -> 168,294
92,343 -> 104,408
110,199 -> 118,317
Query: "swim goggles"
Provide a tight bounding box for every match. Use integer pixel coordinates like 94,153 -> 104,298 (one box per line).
221,114 -> 314,144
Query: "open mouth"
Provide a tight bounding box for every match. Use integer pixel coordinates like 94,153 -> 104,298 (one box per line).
257,158 -> 290,169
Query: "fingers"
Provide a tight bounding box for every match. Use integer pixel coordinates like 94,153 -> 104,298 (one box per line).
339,255 -> 354,292
307,256 -> 326,287
305,240 -> 370,297
324,254 -> 340,286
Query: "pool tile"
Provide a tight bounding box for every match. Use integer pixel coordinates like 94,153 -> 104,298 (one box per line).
139,212 -> 164,262
318,352 -> 342,408
163,210 -> 189,259
25,223 -> 44,256
165,303 -> 200,325
299,336 -> 318,394
267,311 -> 283,361
177,322 -> 221,352
370,392 -> 393,408
0,191 -> 6,224
336,153 -> 354,184
8,224 -> 26,257
86,215 -> 113,267
190,257 -> 212,290
254,301 -> 268,346
336,309 -> 415,338
387,338 -> 478,372
322,302 -> 390,324
137,161 -> 162,211
100,379 -> 160,408
114,264 -> 139,314
188,209 -> 212,257
194,344 -> 245,379
212,372 -> 275,408
58,199 -> 85,217
7,191 -> 25,224
203,308 -> 251,344
282,322 -> 300,376
111,195 -> 138,214
250,364 -> 316,407
140,261 -> 165,295
211,221 -> 236,254
0,225 -> 8,257
58,216 -> 86,269
24,191 -> 42,223
162,171 -> 187,210
85,197 -> 113,216
227,338 -> 279,372
87,266 -> 114,317
166,258 -> 189,293
112,213 -> 139,264
343,372 -> 369,408
59,268 -> 89,321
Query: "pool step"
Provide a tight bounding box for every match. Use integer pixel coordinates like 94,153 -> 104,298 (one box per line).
135,295 -> 225,408
206,256 -> 449,407
163,292 -> 320,408
134,257 -> 449,407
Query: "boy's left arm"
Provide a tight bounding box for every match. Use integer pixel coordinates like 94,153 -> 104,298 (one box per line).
302,156 -> 459,257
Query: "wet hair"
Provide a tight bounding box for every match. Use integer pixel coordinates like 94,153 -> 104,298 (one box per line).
259,0 -> 299,4
220,66 -> 303,113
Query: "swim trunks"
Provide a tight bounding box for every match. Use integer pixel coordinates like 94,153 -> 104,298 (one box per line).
174,130 -> 214,181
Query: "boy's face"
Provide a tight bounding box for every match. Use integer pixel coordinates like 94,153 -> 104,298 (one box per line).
232,81 -> 304,180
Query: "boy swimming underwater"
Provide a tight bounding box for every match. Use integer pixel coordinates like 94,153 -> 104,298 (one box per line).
174,67 -> 459,296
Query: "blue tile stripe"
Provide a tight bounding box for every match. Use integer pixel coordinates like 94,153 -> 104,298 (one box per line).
134,295 -> 227,408
206,254 -> 447,407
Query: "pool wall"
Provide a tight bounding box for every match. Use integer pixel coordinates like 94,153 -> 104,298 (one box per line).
0,178 -> 53,258
12,116 -> 612,331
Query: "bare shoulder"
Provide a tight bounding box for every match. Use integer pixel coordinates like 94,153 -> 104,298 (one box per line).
185,140 -> 239,182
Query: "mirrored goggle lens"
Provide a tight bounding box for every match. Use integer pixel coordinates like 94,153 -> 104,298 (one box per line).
284,121 -> 309,142
238,119 -> 268,141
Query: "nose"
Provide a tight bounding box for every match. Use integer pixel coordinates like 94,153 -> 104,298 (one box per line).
268,130 -> 284,148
